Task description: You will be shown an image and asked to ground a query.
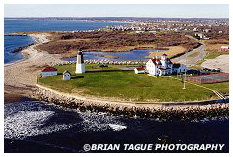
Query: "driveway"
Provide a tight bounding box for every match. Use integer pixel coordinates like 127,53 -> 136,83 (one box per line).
171,35 -> 206,67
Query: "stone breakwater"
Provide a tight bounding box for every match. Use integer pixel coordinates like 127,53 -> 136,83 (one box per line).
31,87 -> 229,121
52,59 -> 146,66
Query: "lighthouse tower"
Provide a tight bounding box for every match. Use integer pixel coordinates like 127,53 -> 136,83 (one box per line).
75,50 -> 85,74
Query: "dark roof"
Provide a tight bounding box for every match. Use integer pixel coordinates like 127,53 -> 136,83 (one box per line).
63,70 -> 71,75
151,59 -> 162,65
78,50 -> 84,55
166,58 -> 172,64
42,67 -> 57,72
162,53 -> 167,56
159,68 -> 171,70
173,63 -> 181,68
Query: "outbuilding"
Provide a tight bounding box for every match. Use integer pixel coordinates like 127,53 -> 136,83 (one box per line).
219,46 -> 229,52
134,68 -> 145,74
41,67 -> 57,77
63,70 -> 71,80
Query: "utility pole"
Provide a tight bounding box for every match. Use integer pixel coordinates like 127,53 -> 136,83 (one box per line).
183,71 -> 186,90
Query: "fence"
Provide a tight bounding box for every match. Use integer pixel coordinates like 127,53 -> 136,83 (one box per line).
186,73 -> 229,84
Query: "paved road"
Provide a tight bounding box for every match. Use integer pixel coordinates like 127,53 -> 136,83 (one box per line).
171,35 -> 206,67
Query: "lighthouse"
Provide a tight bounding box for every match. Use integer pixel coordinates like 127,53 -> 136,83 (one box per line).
75,50 -> 85,74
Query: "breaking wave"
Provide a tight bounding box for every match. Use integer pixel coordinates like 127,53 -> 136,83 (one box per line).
78,111 -> 127,132
4,101 -> 127,140
4,110 -> 73,139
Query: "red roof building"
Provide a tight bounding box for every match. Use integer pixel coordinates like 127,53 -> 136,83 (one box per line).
42,67 -> 57,72
219,46 -> 229,52
136,68 -> 145,71
134,67 -> 145,74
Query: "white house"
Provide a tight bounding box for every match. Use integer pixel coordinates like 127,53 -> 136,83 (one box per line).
134,68 -> 145,74
41,67 -> 57,77
146,54 -> 187,76
63,70 -> 71,80
194,33 -> 204,39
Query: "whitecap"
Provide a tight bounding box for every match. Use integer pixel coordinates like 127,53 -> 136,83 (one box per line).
78,112 -> 127,132
108,124 -> 127,131
4,111 -> 73,139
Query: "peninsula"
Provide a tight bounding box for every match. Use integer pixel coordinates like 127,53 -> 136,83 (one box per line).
4,19 -> 229,120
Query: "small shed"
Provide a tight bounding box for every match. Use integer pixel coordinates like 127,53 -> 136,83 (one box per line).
219,46 -> 229,52
63,70 -> 71,80
41,67 -> 57,77
134,68 -> 145,74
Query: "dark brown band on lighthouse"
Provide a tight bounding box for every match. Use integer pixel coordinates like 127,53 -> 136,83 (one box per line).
77,51 -> 84,64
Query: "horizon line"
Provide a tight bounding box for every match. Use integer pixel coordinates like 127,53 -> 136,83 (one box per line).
4,16 -> 229,19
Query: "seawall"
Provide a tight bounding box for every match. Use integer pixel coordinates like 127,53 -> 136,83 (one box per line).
31,84 -> 229,121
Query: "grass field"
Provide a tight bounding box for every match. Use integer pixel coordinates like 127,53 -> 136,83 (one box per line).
205,51 -> 229,59
38,64 -> 229,102
149,46 -> 186,59
203,41 -> 229,59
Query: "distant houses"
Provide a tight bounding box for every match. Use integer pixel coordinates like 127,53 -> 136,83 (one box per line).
41,67 -> 57,77
194,33 -> 209,40
194,33 -> 204,39
219,46 -> 229,52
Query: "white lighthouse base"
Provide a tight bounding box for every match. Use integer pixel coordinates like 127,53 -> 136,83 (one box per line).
75,64 -> 85,74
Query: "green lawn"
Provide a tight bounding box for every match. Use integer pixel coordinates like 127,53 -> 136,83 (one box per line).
205,51 -> 229,59
203,42 -> 229,59
53,64 -> 137,74
202,82 -> 229,94
38,64 -> 229,102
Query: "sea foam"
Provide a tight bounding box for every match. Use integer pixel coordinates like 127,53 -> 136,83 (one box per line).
4,110 -> 73,139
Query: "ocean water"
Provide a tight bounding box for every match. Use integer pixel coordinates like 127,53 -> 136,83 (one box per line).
4,100 -> 229,153
4,19 -> 125,64
4,36 -> 35,64
4,20 -> 125,33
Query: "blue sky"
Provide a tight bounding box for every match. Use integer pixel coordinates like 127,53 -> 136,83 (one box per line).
4,4 -> 229,18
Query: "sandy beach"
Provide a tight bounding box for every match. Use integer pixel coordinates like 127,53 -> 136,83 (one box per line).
4,33 -> 62,100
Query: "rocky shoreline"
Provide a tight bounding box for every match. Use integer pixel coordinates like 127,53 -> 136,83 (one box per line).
53,59 -> 147,67
31,87 -> 229,121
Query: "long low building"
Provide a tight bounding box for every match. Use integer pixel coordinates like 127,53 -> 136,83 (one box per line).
41,67 -> 57,77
